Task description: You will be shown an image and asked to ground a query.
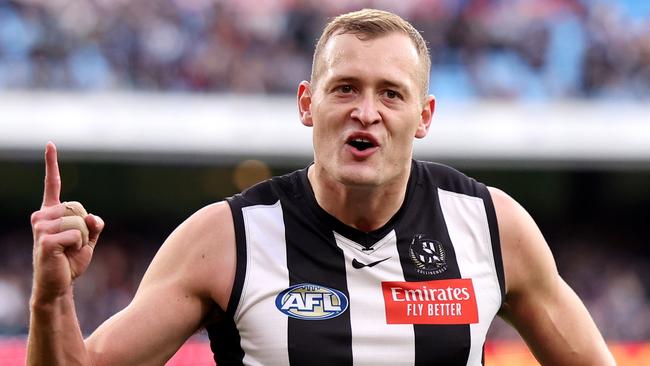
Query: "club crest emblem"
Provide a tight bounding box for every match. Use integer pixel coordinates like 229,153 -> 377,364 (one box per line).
409,234 -> 447,276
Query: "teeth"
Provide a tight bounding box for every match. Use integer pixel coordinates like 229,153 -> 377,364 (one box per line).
349,137 -> 375,151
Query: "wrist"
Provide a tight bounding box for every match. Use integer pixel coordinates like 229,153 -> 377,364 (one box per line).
30,286 -> 73,312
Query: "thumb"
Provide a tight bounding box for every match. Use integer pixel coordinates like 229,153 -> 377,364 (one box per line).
85,214 -> 105,248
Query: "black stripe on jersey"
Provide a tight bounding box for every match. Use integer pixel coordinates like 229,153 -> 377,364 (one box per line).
284,176 -> 353,366
206,309 -> 244,365
395,163 -> 471,366
206,197 -> 248,365
225,197 -> 249,317
478,186 -> 506,302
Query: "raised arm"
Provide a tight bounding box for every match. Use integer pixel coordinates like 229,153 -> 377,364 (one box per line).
28,142 -> 236,366
489,187 -> 615,366
29,142 -> 105,365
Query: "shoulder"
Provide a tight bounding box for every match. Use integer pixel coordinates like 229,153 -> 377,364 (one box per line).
414,159 -> 467,180
151,201 -> 236,310
487,186 -> 557,297
178,200 -> 234,236
229,168 -> 306,208
415,160 -> 488,198
487,187 -> 525,228
167,201 -> 234,255
487,186 -> 545,255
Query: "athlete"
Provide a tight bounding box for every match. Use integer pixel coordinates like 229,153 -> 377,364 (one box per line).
28,9 -> 614,366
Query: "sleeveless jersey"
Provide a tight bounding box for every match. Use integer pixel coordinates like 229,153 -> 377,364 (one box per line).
207,160 -> 505,366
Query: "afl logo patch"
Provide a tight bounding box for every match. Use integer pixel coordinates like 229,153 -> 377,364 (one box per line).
409,234 -> 448,276
275,283 -> 348,320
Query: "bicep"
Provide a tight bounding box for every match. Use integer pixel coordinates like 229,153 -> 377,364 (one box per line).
490,187 -> 613,366
501,273 -> 604,365
85,202 -> 235,366
85,278 -> 207,366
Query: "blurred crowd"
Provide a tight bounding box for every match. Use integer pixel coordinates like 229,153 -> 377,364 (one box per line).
1,225 -> 649,340
0,0 -> 649,99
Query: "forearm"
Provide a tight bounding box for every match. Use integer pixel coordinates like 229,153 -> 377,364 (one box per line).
27,287 -> 92,366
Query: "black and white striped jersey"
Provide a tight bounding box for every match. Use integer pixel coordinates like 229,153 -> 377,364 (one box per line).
207,160 -> 505,366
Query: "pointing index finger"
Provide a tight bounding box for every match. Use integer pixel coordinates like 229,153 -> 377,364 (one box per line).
42,141 -> 61,207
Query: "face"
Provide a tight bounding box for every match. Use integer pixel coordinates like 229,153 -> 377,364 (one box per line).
298,32 -> 435,188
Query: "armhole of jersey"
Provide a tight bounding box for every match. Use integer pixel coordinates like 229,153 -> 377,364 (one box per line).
225,197 -> 247,317
478,185 -> 506,304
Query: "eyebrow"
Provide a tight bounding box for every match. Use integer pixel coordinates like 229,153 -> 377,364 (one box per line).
327,76 -> 411,94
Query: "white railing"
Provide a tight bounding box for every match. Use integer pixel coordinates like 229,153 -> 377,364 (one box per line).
2,92 -> 649,168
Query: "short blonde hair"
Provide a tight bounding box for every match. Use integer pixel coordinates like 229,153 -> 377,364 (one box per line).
311,8 -> 431,98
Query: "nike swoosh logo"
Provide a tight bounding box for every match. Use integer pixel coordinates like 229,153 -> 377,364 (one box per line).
352,257 -> 391,269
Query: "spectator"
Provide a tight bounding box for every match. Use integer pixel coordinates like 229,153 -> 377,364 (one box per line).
0,0 -> 648,99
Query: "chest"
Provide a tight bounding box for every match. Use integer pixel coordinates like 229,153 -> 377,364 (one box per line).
230,192 -> 502,366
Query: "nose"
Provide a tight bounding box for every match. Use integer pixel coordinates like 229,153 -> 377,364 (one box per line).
350,92 -> 381,126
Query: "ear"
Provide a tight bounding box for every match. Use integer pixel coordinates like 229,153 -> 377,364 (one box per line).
297,81 -> 313,127
415,95 -> 435,139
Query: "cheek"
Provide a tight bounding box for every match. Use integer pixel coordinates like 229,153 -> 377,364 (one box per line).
391,114 -> 420,138
407,110 -> 425,136
312,123 -> 334,153
313,109 -> 343,136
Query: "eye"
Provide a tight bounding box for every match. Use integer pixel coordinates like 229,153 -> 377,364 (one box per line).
383,89 -> 401,99
337,85 -> 353,94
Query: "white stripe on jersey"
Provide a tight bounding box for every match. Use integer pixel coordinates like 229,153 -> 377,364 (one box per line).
334,230 -> 415,366
438,188 -> 502,366
235,201 -> 290,366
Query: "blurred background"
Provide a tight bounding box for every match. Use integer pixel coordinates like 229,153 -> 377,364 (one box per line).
1,0 -> 649,365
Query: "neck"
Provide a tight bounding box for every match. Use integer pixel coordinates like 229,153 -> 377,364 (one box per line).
307,164 -> 411,232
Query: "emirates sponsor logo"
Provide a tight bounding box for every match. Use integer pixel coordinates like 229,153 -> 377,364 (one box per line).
381,279 -> 478,324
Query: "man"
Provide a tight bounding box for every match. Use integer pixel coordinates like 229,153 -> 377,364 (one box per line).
29,8 -> 614,366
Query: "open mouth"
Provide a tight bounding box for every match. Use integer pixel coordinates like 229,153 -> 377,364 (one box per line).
347,137 -> 377,151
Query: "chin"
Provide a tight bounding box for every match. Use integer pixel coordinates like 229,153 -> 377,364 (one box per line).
335,166 -> 383,187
